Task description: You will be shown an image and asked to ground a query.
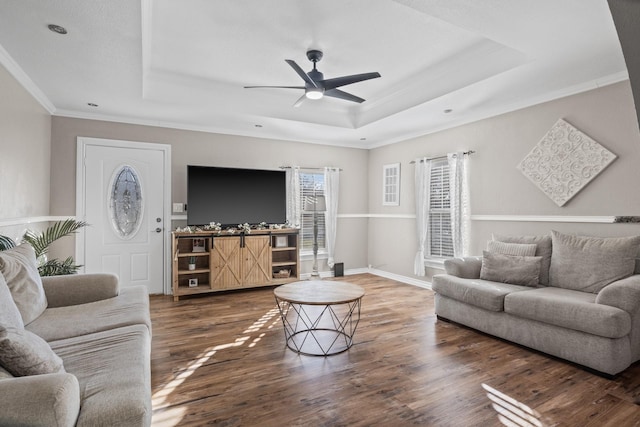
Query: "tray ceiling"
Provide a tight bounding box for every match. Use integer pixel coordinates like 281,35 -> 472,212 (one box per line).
0,0 -> 628,148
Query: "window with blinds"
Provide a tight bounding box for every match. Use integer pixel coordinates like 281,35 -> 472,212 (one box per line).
299,171 -> 326,253
429,159 -> 453,258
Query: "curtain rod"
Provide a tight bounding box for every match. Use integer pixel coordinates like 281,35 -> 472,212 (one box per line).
279,166 -> 343,171
410,150 -> 475,164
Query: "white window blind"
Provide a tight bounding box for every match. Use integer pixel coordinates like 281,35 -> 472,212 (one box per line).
299,172 -> 326,252
429,159 -> 453,258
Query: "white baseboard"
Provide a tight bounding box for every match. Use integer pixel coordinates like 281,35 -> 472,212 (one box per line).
366,268 -> 432,289
300,267 -> 432,290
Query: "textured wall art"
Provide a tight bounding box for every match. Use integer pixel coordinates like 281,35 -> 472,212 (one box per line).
517,119 -> 616,207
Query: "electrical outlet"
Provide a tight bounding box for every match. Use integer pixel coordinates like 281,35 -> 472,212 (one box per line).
172,203 -> 184,213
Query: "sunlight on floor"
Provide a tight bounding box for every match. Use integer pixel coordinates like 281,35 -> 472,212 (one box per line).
482,383 -> 544,427
152,307 -> 283,426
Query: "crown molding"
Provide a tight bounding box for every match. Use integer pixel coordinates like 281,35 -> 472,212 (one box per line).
0,42 -> 56,114
366,71 -> 630,149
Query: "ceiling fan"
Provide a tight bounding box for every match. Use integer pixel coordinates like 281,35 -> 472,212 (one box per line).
244,50 -> 381,107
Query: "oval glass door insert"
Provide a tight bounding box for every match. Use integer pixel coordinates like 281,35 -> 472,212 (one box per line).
109,165 -> 144,239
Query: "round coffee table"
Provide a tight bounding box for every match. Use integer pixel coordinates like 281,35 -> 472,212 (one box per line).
274,280 -> 365,356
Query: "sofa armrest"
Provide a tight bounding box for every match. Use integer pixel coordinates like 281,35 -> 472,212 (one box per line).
0,373 -> 80,427
596,274 -> 640,314
597,274 -> 640,361
443,256 -> 482,279
42,273 -> 120,307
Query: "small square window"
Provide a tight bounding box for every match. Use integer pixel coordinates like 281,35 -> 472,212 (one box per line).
382,163 -> 400,206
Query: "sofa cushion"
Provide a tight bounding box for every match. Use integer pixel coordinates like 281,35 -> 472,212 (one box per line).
0,273 -> 24,331
480,251 -> 542,287
493,234 -> 552,285
486,240 -> 537,256
49,324 -> 151,427
432,274 -> 532,312
0,244 -> 47,325
504,287 -> 631,338
0,365 -> 13,379
443,257 -> 482,279
27,285 -> 151,342
549,231 -> 640,293
0,328 -> 65,376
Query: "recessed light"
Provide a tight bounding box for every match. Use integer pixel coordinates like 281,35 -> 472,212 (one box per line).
47,24 -> 67,35
87,103 -> 98,107
444,109 -> 453,114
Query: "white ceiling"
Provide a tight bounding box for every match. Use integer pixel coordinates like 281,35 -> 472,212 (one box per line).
0,0 -> 628,148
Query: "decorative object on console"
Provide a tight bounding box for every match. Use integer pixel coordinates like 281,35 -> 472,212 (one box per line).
192,238 -> 206,252
304,194 -> 326,278
188,278 -> 198,287
517,119 -> 617,206
275,236 -> 288,248
188,256 -> 197,271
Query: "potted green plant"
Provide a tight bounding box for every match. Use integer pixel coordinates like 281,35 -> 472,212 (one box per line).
0,218 -> 87,276
188,256 -> 197,270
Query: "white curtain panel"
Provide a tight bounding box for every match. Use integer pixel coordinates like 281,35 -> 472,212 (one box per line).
448,152 -> 470,257
324,167 -> 340,268
414,159 -> 431,276
285,166 -> 300,228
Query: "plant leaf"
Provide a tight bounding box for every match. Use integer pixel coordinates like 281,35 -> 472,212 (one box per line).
23,219 -> 88,259
38,256 -> 82,276
0,235 -> 16,251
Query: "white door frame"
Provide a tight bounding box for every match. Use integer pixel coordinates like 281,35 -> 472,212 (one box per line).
75,137 -> 172,295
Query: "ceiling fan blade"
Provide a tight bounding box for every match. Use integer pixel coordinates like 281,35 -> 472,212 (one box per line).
244,85 -> 305,89
324,88 -> 366,103
285,60 -> 317,87
293,94 -> 307,108
321,72 -> 381,90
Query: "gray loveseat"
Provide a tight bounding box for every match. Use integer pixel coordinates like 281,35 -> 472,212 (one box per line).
432,231 -> 640,376
0,243 -> 152,426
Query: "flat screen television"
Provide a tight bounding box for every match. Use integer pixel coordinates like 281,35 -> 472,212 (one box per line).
187,165 -> 287,227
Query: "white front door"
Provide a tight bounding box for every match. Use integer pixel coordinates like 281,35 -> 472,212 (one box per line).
76,138 -> 170,294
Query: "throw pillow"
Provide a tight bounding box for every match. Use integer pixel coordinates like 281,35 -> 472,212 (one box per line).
487,240 -> 537,256
549,231 -> 640,293
493,234 -> 552,286
480,251 -> 542,287
0,273 -> 24,331
0,244 -> 48,325
0,328 -> 65,376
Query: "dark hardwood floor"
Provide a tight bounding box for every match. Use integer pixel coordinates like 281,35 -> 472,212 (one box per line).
150,274 -> 640,426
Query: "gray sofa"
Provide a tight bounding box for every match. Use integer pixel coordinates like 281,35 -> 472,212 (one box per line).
0,243 -> 152,426
432,231 -> 640,376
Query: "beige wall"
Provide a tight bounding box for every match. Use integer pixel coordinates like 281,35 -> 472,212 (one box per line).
50,117 -> 370,273
6,62 -> 640,283
368,81 -> 640,280
0,64 -> 51,240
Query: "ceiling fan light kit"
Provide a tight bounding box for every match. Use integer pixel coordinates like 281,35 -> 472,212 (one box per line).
305,88 -> 324,100
244,49 -> 380,107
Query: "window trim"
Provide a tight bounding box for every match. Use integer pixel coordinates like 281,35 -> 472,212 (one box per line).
426,158 -> 454,260
382,163 -> 400,206
298,170 -> 326,254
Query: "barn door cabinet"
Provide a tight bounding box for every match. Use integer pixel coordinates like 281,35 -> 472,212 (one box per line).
172,229 -> 299,301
